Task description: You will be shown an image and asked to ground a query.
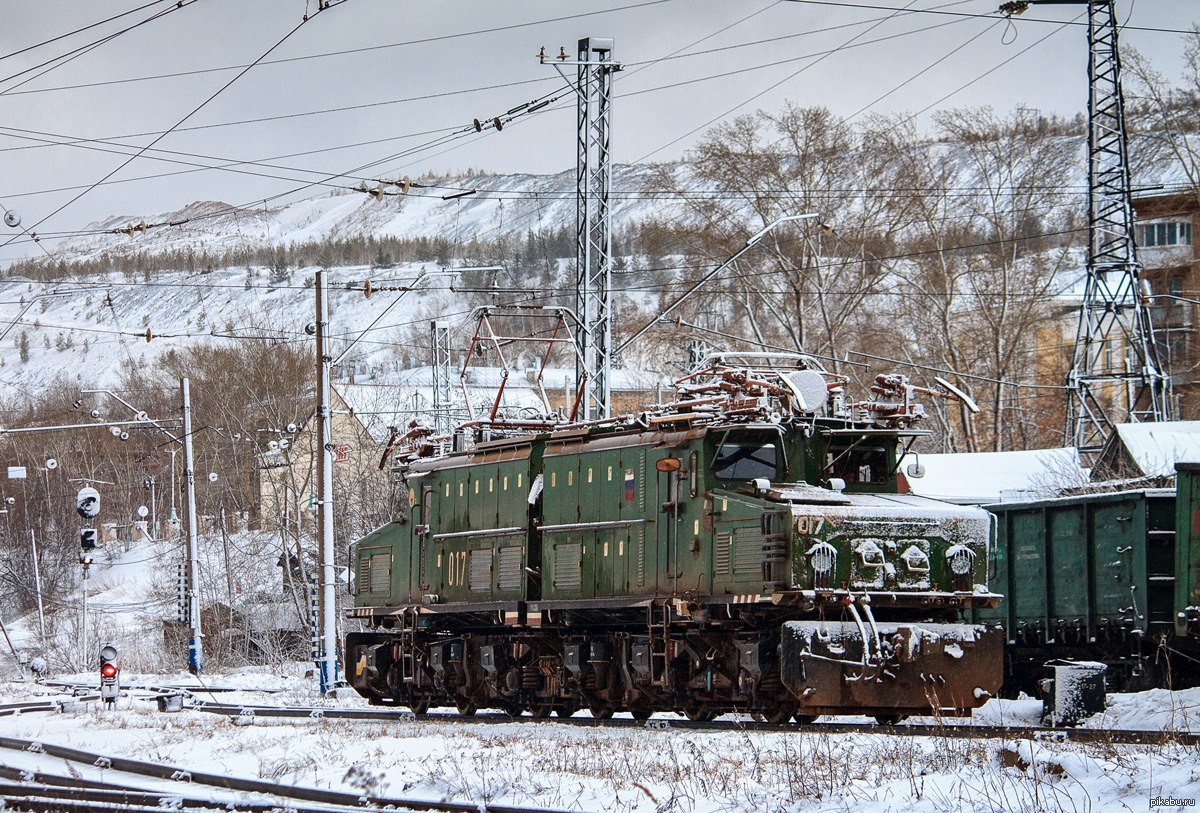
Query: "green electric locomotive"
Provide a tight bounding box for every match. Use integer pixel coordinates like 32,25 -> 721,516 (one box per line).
346,353 -> 1004,722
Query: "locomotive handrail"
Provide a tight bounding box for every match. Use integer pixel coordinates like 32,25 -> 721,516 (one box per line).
539,518 -> 647,533
431,526 -> 526,541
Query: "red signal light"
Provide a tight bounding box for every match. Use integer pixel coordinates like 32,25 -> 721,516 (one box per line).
101,663 -> 118,679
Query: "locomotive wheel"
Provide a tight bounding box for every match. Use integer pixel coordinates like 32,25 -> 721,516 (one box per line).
408,696 -> 430,715
682,704 -> 715,722
794,713 -> 817,725
553,705 -> 578,718
766,707 -> 794,725
630,707 -> 653,721
531,704 -> 553,719
589,704 -> 615,720
455,697 -> 477,716
874,714 -> 907,726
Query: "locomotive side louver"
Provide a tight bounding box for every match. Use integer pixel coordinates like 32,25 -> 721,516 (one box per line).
900,545 -> 929,573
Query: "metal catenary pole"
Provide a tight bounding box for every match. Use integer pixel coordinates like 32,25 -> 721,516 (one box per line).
315,270 -> 339,694
1008,0 -> 1172,460
181,376 -> 204,674
574,37 -> 618,420
81,566 -> 88,672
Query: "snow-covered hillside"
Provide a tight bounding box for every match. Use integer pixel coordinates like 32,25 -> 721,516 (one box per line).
0,263 -> 464,397
45,163 -> 680,266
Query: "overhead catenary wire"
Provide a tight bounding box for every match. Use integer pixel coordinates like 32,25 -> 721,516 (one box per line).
2,0 -> 678,98
0,0 -> 183,63
0,0 -> 203,93
0,3 -> 344,252
781,0 -> 1194,36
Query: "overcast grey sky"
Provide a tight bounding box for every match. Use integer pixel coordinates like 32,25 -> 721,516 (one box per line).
0,0 -> 1195,262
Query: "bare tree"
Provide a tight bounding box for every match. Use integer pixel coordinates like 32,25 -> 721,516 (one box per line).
879,107 -> 1080,451
639,105 -> 909,374
1124,30 -> 1200,199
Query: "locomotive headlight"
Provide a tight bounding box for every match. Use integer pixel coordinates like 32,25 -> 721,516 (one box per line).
945,544 -> 976,575
806,541 -> 837,576
900,545 -> 929,573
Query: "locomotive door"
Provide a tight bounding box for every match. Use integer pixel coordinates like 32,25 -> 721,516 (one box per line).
652,452 -> 683,595
589,453 -> 630,597
619,448 -> 651,596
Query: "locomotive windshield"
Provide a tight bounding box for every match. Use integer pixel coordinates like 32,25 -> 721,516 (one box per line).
827,442 -> 890,485
712,440 -> 780,481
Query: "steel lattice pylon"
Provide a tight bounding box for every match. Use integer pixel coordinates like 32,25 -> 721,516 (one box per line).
575,37 -> 618,419
430,320 -> 452,434
1026,0 -> 1171,460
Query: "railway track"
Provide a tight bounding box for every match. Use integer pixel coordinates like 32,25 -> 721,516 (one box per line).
0,694 -> 98,717
184,700 -> 1200,746
0,735 -> 568,813
3,692 -> 1194,746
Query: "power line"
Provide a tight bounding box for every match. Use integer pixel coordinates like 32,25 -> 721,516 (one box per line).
0,0 -> 179,63
3,0 -> 676,98
0,5 -> 342,252
631,0 -> 970,164
0,0 -> 202,92
781,0 -> 1196,36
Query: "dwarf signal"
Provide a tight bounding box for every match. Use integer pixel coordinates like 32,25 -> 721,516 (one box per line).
99,644 -> 119,706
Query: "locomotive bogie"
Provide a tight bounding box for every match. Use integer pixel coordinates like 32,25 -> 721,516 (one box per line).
346,609 -> 1003,719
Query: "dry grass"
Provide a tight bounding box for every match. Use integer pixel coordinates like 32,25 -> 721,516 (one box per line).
31,700 -> 1200,812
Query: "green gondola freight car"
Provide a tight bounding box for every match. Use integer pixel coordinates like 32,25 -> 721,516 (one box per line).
981,461 -> 1200,695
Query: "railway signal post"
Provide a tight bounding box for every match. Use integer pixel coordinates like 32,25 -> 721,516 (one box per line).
76,485 -> 100,672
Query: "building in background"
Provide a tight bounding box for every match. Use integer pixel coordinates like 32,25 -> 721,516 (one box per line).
1133,190 -> 1199,419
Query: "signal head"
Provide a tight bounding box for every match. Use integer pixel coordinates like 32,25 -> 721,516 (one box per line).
76,486 -> 100,518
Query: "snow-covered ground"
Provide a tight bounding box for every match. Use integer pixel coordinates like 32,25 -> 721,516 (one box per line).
0,672 -> 1198,813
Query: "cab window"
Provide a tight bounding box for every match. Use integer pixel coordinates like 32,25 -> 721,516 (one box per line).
827,444 -> 889,484
712,442 -> 779,481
